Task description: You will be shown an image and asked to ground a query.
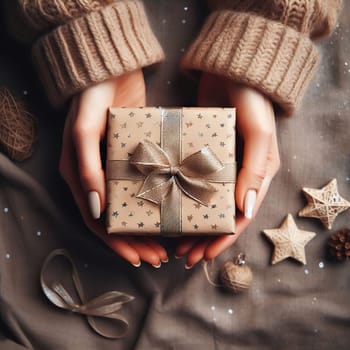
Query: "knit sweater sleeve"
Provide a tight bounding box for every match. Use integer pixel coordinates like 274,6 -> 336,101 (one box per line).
11,0 -> 164,107
182,0 -> 342,116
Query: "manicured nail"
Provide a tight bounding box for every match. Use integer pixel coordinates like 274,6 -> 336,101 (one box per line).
88,191 -> 100,219
185,263 -> 193,270
152,262 -> 162,269
131,261 -> 141,268
161,257 -> 169,263
244,189 -> 257,219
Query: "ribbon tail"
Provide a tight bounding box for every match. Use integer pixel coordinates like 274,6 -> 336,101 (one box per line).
175,172 -> 217,207
87,313 -> 130,339
136,172 -> 173,204
40,249 -> 135,339
83,291 -> 134,316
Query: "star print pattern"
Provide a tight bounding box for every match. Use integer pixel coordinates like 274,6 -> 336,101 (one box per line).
106,107 -> 236,235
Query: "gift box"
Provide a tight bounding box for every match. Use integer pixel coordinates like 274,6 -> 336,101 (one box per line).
106,107 -> 236,236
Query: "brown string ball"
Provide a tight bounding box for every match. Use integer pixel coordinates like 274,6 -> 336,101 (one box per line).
220,254 -> 253,293
0,87 -> 36,161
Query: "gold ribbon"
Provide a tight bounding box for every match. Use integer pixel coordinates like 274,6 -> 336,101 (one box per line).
40,249 -> 134,339
130,139 -> 225,206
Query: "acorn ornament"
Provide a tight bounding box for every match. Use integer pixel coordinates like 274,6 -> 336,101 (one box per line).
220,253 -> 253,293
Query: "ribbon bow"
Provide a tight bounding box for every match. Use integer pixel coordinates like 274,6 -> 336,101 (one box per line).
41,249 -> 134,339
129,139 -> 225,206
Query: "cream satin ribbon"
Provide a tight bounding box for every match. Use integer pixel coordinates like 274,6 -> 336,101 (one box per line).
40,249 -> 134,339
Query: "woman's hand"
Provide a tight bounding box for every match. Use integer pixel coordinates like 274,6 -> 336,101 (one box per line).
176,72 -> 280,268
59,70 -> 168,268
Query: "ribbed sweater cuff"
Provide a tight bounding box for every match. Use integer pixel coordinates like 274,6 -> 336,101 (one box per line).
32,1 -> 164,107
182,11 -> 319,116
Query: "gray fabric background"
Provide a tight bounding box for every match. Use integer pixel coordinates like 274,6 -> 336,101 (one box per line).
1,1 -> 349,349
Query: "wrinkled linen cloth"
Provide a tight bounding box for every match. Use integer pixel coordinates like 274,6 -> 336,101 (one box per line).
1,1 -> 349,349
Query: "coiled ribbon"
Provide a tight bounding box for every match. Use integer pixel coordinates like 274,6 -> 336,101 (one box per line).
40,249 -> 134,339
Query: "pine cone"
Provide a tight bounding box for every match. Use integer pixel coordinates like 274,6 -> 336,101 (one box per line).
328,228 -> 350,262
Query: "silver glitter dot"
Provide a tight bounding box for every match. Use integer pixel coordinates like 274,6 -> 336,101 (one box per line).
23,90 -> 28,95
316,83 -> 320,88
211,305 -> 215,311
304,269 -> 309,275
3,207 -> 9,213
277,278 -> 281,283
5,253 -> 10,259
182,19 -> 186,24
318,261 -> 325,269
184,6 -> 188,11
314,328 -> 319,334
36,231 -> 42,236
167,80 -> 171,85
346,177 -> 350,181
162,19 -> 167,24
228,309 -> 234,315
293,155 -> 297,159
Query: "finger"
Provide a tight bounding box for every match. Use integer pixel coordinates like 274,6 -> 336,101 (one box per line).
265,116 -> 281,178
228,85 -> 275,218
203,214 -> 248,261
73,81 -> 116,218
140,237 -> 169,262
204,175 -> 274,261
175,237 -> 202,258
184,238 -> 212,269
125,237 -> 162,267
102,236 -> 141,267
60,102 -> 141,266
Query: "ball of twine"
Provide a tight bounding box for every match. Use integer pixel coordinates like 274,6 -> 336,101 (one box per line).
0,87 -> 36,161
203,253 -> 253,294
220,260 -> 253,293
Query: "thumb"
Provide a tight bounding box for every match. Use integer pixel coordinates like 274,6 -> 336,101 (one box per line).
228,83 -> 275,218
73,80 -> 115,218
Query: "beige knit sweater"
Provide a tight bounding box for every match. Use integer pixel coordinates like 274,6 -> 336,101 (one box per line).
5,0 -> 342,115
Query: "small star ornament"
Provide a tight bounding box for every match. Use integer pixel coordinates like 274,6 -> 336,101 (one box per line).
298,179 -> 350,230
263,214 -> 316,265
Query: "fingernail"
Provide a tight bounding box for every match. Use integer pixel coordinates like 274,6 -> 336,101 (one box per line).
175,255 -> 182,259
152,262 -> 162,269
185,264 -> 193,270
161,257 -> 169,263
244,189 -> 257,219
131,261 -> 141,268
88,191 -> 100,219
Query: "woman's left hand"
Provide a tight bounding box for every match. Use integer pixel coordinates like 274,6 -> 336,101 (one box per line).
176,72 -> 280,268
59,71 -> 168,267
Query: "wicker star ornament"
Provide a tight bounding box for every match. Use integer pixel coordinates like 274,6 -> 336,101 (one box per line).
263,214 -> 316,265
298,179 -> 350,230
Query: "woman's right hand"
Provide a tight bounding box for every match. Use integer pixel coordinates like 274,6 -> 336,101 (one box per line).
59,70 -> 168,268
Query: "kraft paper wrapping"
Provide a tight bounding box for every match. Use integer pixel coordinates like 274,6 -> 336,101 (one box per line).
106,107 -> 236,236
